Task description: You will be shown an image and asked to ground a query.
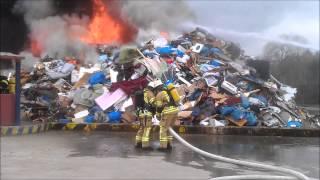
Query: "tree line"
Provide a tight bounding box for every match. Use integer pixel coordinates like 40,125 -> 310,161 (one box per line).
262,36 -> 319,105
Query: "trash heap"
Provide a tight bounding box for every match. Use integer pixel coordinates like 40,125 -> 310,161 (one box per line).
17,27 -> 319,128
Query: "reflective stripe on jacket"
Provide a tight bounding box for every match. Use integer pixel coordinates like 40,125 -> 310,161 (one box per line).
155,91 -> 178,114
144,89 -> 155,104
155,90 -> 170,108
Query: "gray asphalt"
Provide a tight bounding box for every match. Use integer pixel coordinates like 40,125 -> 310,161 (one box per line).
1,131 -> 319,180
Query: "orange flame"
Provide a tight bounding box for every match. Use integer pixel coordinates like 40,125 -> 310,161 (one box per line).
30,40 -> 42,57
160,31 -> 170,40
28,0 -> 137,57
81,0 -> 136,44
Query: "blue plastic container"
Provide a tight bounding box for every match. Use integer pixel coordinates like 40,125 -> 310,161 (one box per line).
108,111 -> 122,123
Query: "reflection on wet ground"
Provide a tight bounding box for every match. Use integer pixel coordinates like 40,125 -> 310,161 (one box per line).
68,131 -> 319,178
2,131 -> 319,179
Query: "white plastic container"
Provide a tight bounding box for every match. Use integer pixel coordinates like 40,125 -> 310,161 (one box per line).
221,80 -> 238,95
191,43 -> 204,53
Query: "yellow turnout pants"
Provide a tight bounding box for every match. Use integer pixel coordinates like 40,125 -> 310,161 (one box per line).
135,110 -> 153,148
159,106 -> 178,149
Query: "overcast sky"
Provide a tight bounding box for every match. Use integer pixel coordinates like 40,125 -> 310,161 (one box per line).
187,0 -> 319,55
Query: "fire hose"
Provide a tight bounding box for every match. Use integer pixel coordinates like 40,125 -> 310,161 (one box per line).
168,128 -> 310,180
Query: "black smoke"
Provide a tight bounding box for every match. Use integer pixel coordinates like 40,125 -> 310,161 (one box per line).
0,0 -> 92,53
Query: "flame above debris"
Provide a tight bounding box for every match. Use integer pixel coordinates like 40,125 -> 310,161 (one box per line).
30,40 -> 42,57
81,0 -> 137,45
28,0 -> 138,57
160,31 -> 170,40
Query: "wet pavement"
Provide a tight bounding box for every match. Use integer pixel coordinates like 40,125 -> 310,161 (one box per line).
1,131 -> 319,180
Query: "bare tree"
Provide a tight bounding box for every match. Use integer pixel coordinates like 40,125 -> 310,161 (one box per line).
263,34 -> 319,105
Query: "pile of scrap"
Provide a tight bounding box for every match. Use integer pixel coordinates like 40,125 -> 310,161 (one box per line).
8,27 -> 318,128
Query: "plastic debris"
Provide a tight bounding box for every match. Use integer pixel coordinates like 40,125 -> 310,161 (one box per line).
14,27 -> 317,129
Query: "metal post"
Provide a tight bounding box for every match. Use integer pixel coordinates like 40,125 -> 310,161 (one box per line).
15,60 -> 21,125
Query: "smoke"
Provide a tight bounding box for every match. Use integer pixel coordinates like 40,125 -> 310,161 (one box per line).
187,1 -> 319,56
183,21 -> 317,57
28,15 -> 96,59
12,0 -> 197,69
121,0 -> 196,41
12,0 -> 54,25
211,27 -> 318,56
12,0 -> 99,68
19,51 -> 40,71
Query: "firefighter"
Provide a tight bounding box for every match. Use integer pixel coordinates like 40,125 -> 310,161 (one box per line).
135,81 -> 156,149
154,80 -> 179,150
